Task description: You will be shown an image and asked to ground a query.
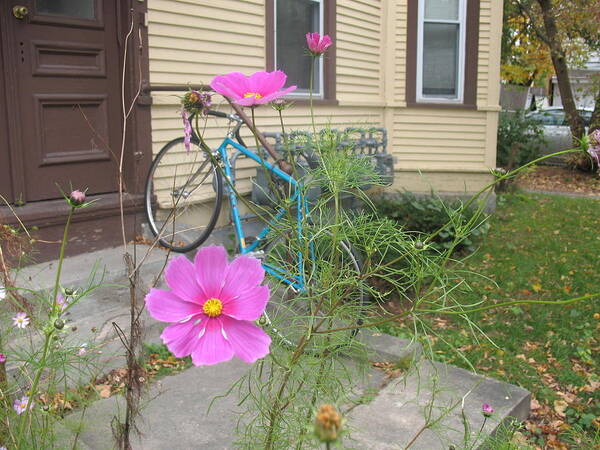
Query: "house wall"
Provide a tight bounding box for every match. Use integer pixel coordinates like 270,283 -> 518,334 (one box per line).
147,0 -> 503,213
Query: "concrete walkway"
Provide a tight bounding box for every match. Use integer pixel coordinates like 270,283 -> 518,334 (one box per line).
13,237 -> 529,449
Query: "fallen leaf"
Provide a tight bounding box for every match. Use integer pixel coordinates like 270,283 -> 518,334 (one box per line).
553,399 -> 568,417
95,384 -> 111,399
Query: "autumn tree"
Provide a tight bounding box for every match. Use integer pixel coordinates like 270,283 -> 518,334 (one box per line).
508,0 -> 600,139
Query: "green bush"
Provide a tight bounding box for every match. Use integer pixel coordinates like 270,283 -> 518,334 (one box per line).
373,192 -> 490,254
497,110 -> 545,168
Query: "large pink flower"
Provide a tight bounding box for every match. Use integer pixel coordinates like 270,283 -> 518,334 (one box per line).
145,246 -> 271,366
306,33 -> 332,56
210,71 -> 296,107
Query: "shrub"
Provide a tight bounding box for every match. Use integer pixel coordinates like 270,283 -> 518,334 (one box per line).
497,110 -> 545,169
373,192 -> 490,254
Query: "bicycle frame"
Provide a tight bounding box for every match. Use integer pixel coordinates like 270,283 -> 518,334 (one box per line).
216,136 -> 310,292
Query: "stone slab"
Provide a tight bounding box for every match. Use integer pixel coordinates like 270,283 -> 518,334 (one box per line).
347,360 -> 530,449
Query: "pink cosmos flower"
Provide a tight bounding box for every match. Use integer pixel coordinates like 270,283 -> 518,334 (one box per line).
210,71 -> 296,107
482,403 -> 494,417
306,33 -> 333,56
78,344 -> 88,356
0,353 -> 6,363
12,312 -> 30,329
145,246 -> 271,366
14,395 -> 33,415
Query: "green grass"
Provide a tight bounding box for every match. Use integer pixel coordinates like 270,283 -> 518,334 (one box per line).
385,192 -> 600,446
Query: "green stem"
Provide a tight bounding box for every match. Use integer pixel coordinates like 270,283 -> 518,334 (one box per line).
314,292 -> 597,335
50,207 -> 74,314
309,56 -> 317,137
16,207 -> 75,447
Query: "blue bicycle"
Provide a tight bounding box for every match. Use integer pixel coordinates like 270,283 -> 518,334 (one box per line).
144,104 -> 365,346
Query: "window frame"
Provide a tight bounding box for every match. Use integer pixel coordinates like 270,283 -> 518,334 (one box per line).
266,0 -> 337,104
406,0 -> 479,109
416,0 -> 467,104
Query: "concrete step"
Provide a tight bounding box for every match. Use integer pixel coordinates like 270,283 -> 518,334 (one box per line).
53,332 -> 529,449
347,360 -> 530,449
56,331 -> 419,450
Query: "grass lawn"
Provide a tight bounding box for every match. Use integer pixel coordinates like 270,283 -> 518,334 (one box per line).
383,192 -> 599,448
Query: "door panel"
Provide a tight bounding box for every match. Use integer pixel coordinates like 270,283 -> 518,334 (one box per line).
12,0 -> 120,201
0,41 -> 13,203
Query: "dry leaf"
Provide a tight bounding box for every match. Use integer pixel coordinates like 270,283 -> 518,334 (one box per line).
95,384 -> 111,399
553,399 -> 568,417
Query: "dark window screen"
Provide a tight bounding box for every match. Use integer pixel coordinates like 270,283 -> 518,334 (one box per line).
36,0 -> 95,19
422,23 -> 458,96
276,0 -> 320,93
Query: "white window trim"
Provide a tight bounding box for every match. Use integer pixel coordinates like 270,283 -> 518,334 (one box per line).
273,0 -> 324,98
416,0 -> 467,104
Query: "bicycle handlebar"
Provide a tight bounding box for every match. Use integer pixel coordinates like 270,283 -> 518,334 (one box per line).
206,110 -> 229,119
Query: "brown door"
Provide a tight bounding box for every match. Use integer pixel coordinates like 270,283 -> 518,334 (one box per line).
8,0 -> 121,202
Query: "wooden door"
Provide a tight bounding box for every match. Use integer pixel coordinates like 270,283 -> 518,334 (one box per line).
7,0 -> 121,202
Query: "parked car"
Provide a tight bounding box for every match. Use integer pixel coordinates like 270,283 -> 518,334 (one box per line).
526,107 -> 592,164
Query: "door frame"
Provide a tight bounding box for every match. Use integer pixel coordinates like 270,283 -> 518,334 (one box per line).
0,0 -> 152,206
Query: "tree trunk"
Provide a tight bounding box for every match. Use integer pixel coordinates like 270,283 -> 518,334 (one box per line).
589,88 -> 600,134
536,0 -> 586,143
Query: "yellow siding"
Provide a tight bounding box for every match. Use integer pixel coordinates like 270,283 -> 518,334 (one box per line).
337,0 -> 383,103
147,0 -> 502,204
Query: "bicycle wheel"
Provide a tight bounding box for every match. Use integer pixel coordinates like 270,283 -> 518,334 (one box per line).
145,137 -> 223,252
261,229 -> 365,351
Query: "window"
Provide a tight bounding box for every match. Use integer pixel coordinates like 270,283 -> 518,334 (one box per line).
406,0 -> 479,107
417,0 -> 466,102
266,0 -> 336,101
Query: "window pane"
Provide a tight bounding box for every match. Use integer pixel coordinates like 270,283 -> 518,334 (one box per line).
36,0 -> 95,19
424,0 -> 459,21
422,23 -> 458,97
276,0 -> 320,93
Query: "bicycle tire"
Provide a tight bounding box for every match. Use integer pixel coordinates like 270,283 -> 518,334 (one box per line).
261,230 -> 365,351
144,137 -> 223,253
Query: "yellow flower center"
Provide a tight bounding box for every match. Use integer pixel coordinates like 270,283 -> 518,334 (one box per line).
203,298 -> 223,318
243,92 -> 263,100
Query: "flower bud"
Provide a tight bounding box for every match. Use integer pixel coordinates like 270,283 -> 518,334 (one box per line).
54,319 -> 65,330
314,404 -> 342,443
482,403 -> 494,417
69,190 -> 86,206
415,241 -> 424,249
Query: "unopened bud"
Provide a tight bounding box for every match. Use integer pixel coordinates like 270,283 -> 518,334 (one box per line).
314,404 -> 342,443
54,319 -> 65,330
69,190 -> 86,206
415,241 -> 424,249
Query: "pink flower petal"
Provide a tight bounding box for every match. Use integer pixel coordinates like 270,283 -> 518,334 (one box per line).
164,256 -> 204,303
191,318 -> 234,366
251,70 -> 286,96
221,316 -> 271,363
194,246 -> 229,298
145,288 -> 202,322
258,85 -> 297,104
222,255 -> 265,295
210,72 -> 249,100
235,97 -> 261,107
161,318 -> 204,358
223,285 -> 269,321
